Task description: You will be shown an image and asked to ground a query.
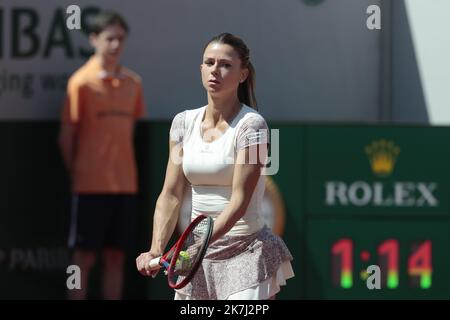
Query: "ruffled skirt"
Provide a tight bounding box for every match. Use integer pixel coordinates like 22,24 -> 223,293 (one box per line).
174,226 -> 294,300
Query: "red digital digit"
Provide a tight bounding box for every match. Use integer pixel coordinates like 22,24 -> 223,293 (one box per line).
378,239 -> 399,289
331,239 -> 353,288
408,240 -> 432,289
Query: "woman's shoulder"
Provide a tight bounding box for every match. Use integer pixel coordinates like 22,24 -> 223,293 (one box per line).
172,105 -> 206,122
169,106 -> 206,142
236,105 -> 268,128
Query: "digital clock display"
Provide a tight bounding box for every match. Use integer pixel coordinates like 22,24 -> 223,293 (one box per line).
305,219 -> 450,299
331,238 -> 432,289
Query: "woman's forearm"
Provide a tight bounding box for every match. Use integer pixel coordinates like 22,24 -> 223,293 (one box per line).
210,191 -> 247,243
150,192 -> 182,254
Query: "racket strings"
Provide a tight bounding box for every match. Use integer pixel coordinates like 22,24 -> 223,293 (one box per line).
169,218 -> 211,282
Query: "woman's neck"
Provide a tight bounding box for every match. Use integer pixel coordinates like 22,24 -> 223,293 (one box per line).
205,95 -> 242,125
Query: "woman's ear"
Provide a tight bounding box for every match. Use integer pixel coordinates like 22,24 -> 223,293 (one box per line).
240,68 -> 249,83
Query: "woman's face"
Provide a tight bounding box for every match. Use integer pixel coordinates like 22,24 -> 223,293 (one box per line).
201,42 -> 248,98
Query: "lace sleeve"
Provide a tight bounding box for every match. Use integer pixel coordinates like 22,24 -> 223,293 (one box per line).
236,113 -> 270,151
169,111 -> 186,144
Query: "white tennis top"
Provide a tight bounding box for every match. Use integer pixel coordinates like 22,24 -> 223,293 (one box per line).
169,105 -> 269,236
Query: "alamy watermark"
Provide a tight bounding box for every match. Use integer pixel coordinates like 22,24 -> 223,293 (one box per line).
66,264 -> 81,290
66,5 -> 81,30
366,5 -> 381,30
366,265 -> 381,290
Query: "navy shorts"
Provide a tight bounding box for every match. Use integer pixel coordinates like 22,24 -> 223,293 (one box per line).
68,194 -> 137,251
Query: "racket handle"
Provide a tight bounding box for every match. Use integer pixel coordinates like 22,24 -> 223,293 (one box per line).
148,256 -> 162,270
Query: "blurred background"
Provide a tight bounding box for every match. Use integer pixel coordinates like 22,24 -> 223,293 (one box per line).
0,0 -> 449,299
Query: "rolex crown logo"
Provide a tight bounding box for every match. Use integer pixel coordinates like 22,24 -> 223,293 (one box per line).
365,140 -> 400,177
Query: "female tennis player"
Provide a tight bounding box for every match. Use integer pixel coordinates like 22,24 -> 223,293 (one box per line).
136,33 -> 294,300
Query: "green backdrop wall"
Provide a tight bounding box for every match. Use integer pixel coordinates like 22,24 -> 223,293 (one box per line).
0,122 -> 449,299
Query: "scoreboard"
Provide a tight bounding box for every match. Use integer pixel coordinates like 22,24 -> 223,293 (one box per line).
300,126 -> 450,299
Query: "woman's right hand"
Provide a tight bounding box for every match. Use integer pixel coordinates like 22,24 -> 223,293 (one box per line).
136,251 -> 162,278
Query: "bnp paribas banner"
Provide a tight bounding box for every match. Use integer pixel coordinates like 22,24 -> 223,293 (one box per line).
0,0 -> 380,121
306,126 -> 450,215
0,1 -> 132,120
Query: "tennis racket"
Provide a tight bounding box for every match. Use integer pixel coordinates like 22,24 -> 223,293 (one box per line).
148,214 -> 213,289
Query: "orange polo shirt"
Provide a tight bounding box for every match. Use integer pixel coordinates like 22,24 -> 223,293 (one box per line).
61,56 -> 146,194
